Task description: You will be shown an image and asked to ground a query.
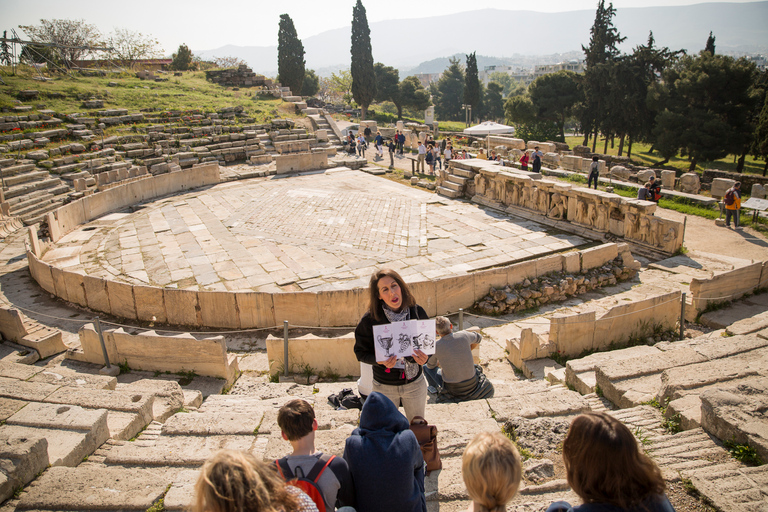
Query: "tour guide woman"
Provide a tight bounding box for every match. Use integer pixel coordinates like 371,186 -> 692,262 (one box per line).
354,269 -> 429,422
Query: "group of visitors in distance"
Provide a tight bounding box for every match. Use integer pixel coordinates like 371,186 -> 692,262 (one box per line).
190,267 -> 677,512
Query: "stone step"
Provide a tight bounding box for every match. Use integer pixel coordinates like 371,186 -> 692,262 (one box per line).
685,463 -> 768,512
437,186 -> 461,198
6,191 -> 54,213
21,200 -> 64,226
446,174 -> 470,186
487,387 -> 590,422
0,163 -> 36,178
2,188 -> 51,207
3,176 -> 64,200
441,180 -> 462,192
17,466 -> 174,510
10,196 -> 56,217
2,170 -> 49,188
0,431 -> 49,503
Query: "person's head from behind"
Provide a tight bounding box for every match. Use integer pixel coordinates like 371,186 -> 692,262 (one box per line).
645,182 -> 651,189
368,268 -> 416,320
462,431 -> 522,512
277,399 -> 316,442
563,412 -> 665,509
435,316 -> 452,337
194,449 -> 297,512
592,156 -> 599,162
735,181 -> 741,189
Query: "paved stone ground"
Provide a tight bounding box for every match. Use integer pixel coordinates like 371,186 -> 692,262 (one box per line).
43,170 -> 585,293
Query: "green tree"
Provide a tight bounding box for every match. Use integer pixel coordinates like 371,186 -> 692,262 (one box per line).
464,52 -> 481,121
373,63 -> 400,103
277,14 -> 305,95
705,31 -> 716,55
504,93 -> 559,142
488,72 -> 518,97
580,0 -> 625,150
19,19 -> 101,66
105,28 -> 163,69
650,52 -> 759,171
484,82 -> 505,121
752,94 -> 768,175
330,69 -> 353,103
397,76 -> 431,119
528,70 -> 580,142
301,69 -> 320,97
1,31 -> 12,66
350,0 -> 376,120
170,43 -> 194,71
435,57 -> 465,121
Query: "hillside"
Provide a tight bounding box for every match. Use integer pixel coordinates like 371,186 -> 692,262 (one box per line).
194,2 -> 768,76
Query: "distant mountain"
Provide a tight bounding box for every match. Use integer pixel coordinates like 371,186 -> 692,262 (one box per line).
194,2 -> 768,77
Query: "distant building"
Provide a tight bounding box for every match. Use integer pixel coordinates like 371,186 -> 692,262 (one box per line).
481,65 -> 534,86
413,72 -> 442,88
747,55 -> 767,72
72,59 -> 173,71
533,60 -> 585,79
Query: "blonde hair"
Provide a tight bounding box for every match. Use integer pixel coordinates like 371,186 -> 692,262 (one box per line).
462,431 -> 522,512
193,450 -> 299,512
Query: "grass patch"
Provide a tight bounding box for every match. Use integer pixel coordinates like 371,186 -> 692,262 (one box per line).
118,360 -> 131,374
723,439 -> 764,466
501,424 -> 534,461
642,397 -> 682,433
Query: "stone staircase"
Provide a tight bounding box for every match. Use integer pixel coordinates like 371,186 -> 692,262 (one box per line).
1,162 -> 69,225
308,113 -> 344,151
437,162 -> 475,199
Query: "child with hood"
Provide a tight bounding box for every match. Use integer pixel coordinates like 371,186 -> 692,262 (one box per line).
343,392 -> 426,512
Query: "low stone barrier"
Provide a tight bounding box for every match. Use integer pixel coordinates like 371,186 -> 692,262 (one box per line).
27,240 -> 627,329
72,324 -> 240,386
265,333 -> 358,378
507,290 -> 682,368
472,168 -> 684,255
688,260 -> 768,319
0,306 -> 66,358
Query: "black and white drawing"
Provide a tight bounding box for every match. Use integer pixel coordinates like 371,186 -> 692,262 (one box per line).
373,319 -> 436,360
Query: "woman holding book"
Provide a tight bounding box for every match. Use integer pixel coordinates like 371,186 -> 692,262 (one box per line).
353,268 -> 429,421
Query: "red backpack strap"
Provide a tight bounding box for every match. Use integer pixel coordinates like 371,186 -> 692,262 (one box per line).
306,454 -> 335,482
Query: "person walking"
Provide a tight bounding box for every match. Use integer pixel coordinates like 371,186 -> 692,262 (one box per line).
587,156 -> 599,190
519,151 -> 529,171
388,138 -> 396,169
531,146 -> 543,173
417,141 -> 427,173
375,131 -> 384,159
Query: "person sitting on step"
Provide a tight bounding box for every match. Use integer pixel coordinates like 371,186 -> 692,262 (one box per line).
423,317 -> 494,402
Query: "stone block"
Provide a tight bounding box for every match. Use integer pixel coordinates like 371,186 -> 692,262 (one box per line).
562,252 -> 580,274
593,291 -> 681,351
535,254 -> 563,277
0,432 -> 49,504
17,466 -> 171,510
27,251 -> 55,294
105,280 -> 136,320
407,279 -> 437,318
609,166 -> 631,180
473,268 -> 508,302
62,270 -> 87,307
234,292 -> 275,328
690,262 -> 763,313
134,285 -> 167,324
636,169 -> 656,183
435,274 -> 475,316
266,333 -> 358,378
0,376 -> 59,402
162,411 -> 263,436
680,173 -> 700,194
751,183 -> 766,199
710,177 -> 735,198
117,379 -> 185,422
507,260 -> 537,286
580,243 -> 618,271
273,292 -> 319,327
487,389 -> 590,421
317,288 -> 362,327
164,288 -> 200,327
105,434 -> 257,466
50,266 -> 69,302
199,291 -> 240,329
661,170 -> 676,190
550,311 -> 596,357
43,387 -> 154,426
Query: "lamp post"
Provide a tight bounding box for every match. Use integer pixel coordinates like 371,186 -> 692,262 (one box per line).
461,104 -> 472,128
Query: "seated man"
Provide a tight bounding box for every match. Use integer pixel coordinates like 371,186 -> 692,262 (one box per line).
424,317 -> 494,401
276,399 -> 356,511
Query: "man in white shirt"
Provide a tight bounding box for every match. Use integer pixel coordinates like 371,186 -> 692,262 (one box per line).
417,141 -> 426,173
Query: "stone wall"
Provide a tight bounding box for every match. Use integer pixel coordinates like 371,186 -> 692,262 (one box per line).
701,169 -> 768,195
204,65 -> 274,88
688,260 -> 768,319
265,334 -> 358,378
73,324 -> 240,386
472,168 -> 684,255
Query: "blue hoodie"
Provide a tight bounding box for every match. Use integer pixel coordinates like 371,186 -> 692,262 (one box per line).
343,392 -> 426,512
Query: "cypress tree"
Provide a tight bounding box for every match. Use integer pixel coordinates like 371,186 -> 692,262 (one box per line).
277,14 -> 305,96
351,0 -> 376,120
464,52 -> 481,123
705,31 -> 716,55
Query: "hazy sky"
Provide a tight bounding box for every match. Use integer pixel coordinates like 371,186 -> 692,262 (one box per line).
1,0 -> 762,54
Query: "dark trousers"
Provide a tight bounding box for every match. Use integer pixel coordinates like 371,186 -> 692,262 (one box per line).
588,172 -> 599,189
725,209 -> 740,227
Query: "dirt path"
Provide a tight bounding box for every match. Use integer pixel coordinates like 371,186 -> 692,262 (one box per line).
653,207 -> 768,262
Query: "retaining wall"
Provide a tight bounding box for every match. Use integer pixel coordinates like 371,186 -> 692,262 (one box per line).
265,334 -> 358,377
27,236 -> 627,328
688,260 -> 768,319
472,168 -> 684,255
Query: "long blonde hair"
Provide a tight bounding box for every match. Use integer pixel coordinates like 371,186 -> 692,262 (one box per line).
462,431 -> 522,512
193,449 -> 299,512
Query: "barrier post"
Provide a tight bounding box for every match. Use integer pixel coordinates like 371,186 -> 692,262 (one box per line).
95,316 -> 111,369
283,320 -> 289,377
679,293 -> 686,340
458,308 -> 464,331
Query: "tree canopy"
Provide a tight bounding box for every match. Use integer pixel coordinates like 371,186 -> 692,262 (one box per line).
301,69 -> 320,97
19,18 -> 102,66
528,70 -> 580,142
277,14 -> 305,96
464,52 -> 482,120
434,57 -> 465,122
105,28 -> 163,68
350,0 -> 376,119
170,44 -> 195,71
484,82 -> 505,121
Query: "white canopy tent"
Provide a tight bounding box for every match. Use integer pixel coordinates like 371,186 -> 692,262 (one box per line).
462,121 -> 515,136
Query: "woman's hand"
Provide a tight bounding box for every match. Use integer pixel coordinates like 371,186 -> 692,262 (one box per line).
412,349 -> 429,366
377,356 -> 397,369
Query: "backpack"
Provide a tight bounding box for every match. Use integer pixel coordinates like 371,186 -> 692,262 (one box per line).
276,454 -> 334,512
724,188 -> 735,206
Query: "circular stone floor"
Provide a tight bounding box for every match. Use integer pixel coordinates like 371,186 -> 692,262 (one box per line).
42,169 -> 589,293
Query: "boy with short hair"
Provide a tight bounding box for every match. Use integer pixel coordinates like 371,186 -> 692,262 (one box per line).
276,399 -> 356,511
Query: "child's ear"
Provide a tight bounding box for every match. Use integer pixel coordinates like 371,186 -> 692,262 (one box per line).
312,419 -> 318,431
281,431 -> 289,441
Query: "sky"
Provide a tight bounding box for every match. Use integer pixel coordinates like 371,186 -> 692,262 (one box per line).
1,0 -> 763,54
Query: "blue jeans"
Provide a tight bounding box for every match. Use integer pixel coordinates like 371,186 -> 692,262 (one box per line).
422,366 -> 444,390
